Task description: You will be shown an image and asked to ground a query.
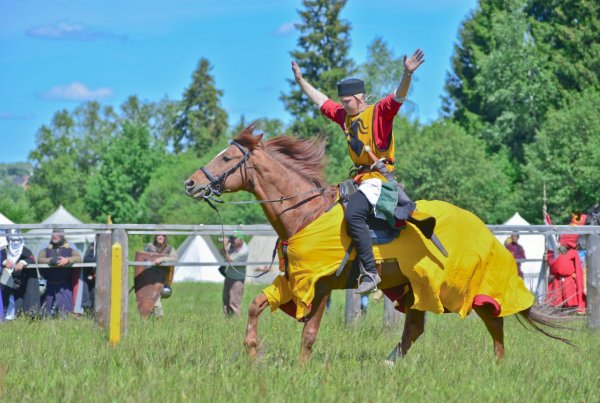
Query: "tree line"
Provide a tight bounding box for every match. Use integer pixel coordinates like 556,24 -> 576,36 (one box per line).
1,0 -> 598,226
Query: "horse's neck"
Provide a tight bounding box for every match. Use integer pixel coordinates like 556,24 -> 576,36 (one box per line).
249,154 -> 337,240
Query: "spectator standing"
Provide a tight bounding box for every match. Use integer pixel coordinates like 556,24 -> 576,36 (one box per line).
505,233 -> 525,278
38,229 -> 82,318
221,236 -> 248,316
143,234 -> 177,318
0,229 -> 40,319
546,236 -> 586,314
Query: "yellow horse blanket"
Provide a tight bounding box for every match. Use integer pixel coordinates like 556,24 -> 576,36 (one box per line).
262,200 -> 534,320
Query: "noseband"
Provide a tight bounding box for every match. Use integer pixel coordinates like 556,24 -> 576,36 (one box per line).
198,141 -> 251,198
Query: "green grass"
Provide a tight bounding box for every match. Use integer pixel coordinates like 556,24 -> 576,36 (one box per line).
1,282 -> 599,402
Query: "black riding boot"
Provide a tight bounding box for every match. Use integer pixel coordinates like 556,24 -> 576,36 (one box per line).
344,191 -> 381,294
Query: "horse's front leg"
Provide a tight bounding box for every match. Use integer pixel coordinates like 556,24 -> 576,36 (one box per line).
385,305 -> 425,365
300,293 -> 329,364
244,293 -> 269,358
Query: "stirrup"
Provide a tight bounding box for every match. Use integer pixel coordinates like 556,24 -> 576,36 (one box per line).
355,271 -> 381,295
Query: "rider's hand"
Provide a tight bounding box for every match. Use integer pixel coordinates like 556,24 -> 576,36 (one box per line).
403,49 -> 425,74
291,61 -> 303,82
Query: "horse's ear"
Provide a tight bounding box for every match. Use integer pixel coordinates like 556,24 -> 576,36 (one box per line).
235,121 -> 263,150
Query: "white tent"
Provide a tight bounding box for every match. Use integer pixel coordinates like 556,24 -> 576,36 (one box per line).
26,205 -> 95,256
0,211 -> 14,249
246,236 -> 279,284
495,212 -> 546,293
173,235 -> 223,283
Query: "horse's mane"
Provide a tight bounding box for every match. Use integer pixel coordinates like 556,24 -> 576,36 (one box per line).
234,126 -> 327,187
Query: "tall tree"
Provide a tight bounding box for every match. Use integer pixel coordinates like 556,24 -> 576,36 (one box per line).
85,122 -> 163,223
519,89 -> 600,222
281,0 -> 354,122
27,110 -> 89,220
527,0 -> 600,95
173,58 -> 228,154
443,0 -> 559,163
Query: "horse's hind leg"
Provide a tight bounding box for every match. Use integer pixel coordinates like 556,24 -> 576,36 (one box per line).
244,293 -> 269,358
300,288 -> 330,364
385,307 -> 425,365
474,305 -> 505,360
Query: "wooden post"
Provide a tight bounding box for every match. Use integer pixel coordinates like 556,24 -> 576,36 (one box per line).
95,233 -> 112,329
345,289 -> 361,325
109,243 -> 122,346
112,229 -> 129,335
587,234 -> 600,329
383,295 -> 403,327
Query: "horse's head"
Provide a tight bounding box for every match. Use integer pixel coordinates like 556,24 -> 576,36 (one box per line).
185,124 -> 263,200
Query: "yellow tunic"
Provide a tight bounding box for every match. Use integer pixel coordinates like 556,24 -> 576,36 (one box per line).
344,104 -> 394,182
262,200 -> 533,320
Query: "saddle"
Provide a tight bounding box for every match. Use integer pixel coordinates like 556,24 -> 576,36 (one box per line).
338,179 -> 437,246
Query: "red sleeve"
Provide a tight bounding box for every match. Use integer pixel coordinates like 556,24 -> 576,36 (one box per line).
320,99 -> 346,128
376,93 -> 402,119
373,94 -> 402,150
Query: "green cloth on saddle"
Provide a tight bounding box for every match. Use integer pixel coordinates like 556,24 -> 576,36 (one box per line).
376,180 -> 399,227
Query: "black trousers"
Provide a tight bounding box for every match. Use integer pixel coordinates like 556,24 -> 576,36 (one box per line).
344,191 -> 376,274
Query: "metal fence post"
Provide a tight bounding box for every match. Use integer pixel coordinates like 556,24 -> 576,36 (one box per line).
95,233 -> 112,329
587,234 -> 600,329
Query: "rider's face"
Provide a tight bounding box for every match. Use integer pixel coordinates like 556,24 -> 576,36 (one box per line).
340,94 -> 364,115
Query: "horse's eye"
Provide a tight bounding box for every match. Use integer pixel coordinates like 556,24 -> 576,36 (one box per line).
222,155 -> 232,162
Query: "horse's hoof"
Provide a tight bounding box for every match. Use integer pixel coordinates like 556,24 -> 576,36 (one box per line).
384,345 -> 402,366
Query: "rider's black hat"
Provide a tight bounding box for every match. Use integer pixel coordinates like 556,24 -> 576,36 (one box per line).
337,78 -> 365,97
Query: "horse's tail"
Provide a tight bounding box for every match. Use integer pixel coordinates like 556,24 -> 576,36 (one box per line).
517,303 -> 577,347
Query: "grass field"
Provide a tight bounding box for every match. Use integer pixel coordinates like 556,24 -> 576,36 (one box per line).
1,282 -> 599,402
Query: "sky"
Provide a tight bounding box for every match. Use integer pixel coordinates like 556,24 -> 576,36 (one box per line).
0,0 -> 478,163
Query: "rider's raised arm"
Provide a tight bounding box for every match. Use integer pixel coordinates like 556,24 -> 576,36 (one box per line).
292,61 -> 329,107
394,49 -> 425,103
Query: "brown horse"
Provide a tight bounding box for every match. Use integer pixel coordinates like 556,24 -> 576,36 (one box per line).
184,125 -> 570,364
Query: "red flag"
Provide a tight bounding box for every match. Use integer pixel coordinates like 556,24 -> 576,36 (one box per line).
544,212 -> 553,226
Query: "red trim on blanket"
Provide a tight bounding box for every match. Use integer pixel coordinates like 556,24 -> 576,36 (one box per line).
279,300 -> 297,319
472,294 -> 501,317
382,286 -> 408,313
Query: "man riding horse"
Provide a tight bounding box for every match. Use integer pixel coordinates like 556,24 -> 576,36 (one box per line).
291,49 -> 427,294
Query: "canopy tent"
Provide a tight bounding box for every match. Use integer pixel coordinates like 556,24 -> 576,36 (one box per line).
246,236 -> 279,285
26,205 -> 95,257
494,212 -> 546,293
173,235 -> 223,283
0,211 -> 14,249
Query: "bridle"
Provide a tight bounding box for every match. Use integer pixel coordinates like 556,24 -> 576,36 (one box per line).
198,140 -> 252,199
196,140 -> 328,206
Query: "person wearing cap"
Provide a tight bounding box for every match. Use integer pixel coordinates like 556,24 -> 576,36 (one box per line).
291,49 -> 425,294
143,234 -> 178,318
1,229 -> 39,319
221,235 -> 248,316
37,229 -> 82,318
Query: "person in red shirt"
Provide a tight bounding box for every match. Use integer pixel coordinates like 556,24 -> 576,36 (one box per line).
546,236 -> 586,314
291,49 -> 425,294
